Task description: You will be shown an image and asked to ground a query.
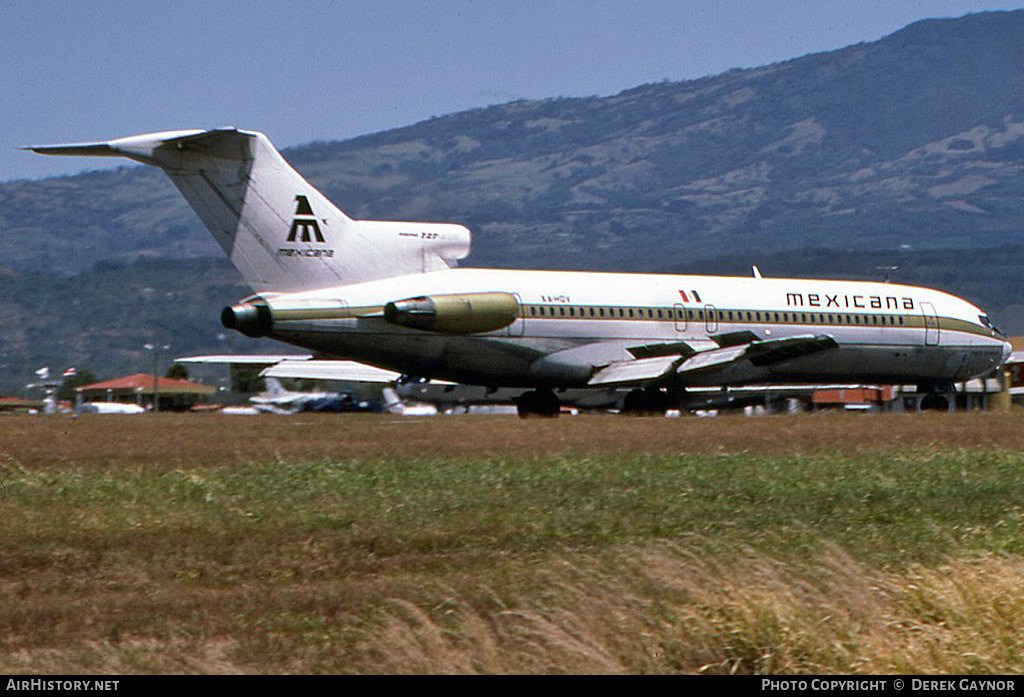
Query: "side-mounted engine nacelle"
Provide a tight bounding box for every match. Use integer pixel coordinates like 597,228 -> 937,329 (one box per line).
221,299 -> 273,338
384,292 -> 519,334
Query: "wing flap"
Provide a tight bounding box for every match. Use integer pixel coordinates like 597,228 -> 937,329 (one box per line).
588,355 -> 682,387
675,344 -> 750,375
745,334 -> 839,366
626,338 -> 717,359
677,334 -> 839,378
260,360 -> 402,383
589,334 -> 838,388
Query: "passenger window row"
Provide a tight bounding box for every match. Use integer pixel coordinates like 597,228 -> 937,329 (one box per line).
526,305 -> 908,326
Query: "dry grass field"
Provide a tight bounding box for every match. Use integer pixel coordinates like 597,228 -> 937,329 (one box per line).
1,411 -> 1022,674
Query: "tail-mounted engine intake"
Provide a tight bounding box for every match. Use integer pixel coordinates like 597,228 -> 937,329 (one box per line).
221,301 -> 272,337
384,292 -> 519,334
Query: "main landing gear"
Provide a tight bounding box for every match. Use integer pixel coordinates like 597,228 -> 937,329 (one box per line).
515,389 -> 561,418
621,387 -> 677,416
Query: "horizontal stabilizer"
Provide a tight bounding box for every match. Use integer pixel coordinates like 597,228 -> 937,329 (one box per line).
25,142 -> 121,158
24,129 -> 230,167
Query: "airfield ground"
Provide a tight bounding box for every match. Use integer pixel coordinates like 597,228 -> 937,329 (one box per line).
1,411 -> 1022,674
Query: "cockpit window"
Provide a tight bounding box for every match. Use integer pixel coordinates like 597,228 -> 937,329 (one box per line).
979,314 -> 1005,336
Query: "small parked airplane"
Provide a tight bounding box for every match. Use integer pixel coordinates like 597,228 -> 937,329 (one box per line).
29,129 -> 1011,416
247,377 -> 374,414
78,402 -> 145,415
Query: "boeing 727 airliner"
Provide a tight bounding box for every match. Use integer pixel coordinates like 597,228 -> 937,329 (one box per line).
28,129 -> 1011,416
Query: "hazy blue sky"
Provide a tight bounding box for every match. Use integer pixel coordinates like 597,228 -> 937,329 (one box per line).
3,0 -> 1022,181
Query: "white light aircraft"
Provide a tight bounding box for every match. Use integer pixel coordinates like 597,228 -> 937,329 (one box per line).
78,402 -> 145,415
381,387 -> 438,417
29,129 -> 1012,416
248,377 -> 370,414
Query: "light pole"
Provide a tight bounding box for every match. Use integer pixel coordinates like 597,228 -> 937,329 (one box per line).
144,343 -> 170,412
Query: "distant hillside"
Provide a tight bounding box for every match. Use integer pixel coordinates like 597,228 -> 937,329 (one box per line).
0,258 -> 282,394
3,10 -> 1024,277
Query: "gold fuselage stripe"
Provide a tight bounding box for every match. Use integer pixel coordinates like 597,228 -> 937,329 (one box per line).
269,302 -> 998,341
520,303 -> 996,341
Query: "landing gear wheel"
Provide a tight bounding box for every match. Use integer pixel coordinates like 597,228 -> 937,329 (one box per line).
515,389 -> 561,418
920,393 -> 950,411
918,381 -> 954,412
622,388 -> 672,416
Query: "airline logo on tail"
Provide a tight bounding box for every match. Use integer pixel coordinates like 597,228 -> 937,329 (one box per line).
279,195 -> 335,259
287,195 -> 325,243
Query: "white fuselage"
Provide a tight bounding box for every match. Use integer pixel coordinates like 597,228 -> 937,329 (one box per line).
255,268 -> 1010,389
29,128 -> 1010,394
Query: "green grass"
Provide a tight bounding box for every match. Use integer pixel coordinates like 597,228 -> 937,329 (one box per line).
3,445 -> 1024,673
6,450 -> 1023,566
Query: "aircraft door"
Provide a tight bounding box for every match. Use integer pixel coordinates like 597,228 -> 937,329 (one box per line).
921,302 -> 939,346
674,303 -> 687,333
705,304 -> 719,334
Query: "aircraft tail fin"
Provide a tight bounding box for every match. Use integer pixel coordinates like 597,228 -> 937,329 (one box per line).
381,387 -> 403,411
263,377 -> 287,397
28,129 -> 471,292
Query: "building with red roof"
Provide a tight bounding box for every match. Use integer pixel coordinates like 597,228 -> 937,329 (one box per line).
0,396 -> 44,413
77,373 -> 216,411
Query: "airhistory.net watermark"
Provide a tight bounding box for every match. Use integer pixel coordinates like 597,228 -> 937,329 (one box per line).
6,680 -> 118,692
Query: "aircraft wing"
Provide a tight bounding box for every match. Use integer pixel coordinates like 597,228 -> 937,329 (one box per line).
176,354 -> 314,365
676,334 -> 840,377
588,334 -> 839,388
175,354 -> 402,383
260,360 -> 402,383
